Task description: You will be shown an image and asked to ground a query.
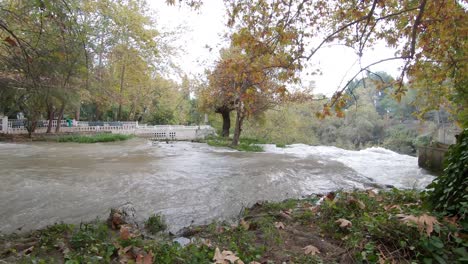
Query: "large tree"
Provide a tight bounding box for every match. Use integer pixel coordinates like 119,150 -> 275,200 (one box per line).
226,0 -> 467,126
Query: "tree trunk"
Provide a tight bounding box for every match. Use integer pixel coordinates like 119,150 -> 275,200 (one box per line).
118,64 -> 126,121
220,110 -> 231,138
215,106 -> 232,138
231,109 -> 244,146
75,105 -> 80,121
55,102 -> 65,133
46,104 -> 55,133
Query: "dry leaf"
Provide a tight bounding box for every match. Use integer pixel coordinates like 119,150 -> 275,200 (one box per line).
397,213 -> 439,236
274,221 -> 285,229
135,251 -> 153,264
384,204 -> 402,212
202,238 -> 213,247
213,247 -> 224,263
249,262 -> 261,264
213,247 -> 244,264
303,245 -> 320,256
366,189 -> 377,197
335,218 -> 352,228
120,226 -> 131,240
279,211 -> 293,220
240,219 -> 250,230
143,251 -> 154,264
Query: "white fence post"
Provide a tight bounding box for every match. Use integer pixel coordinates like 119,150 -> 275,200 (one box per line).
1,116 -> 8,133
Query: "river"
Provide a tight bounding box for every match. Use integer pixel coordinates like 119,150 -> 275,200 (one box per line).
0,139 -> 435,234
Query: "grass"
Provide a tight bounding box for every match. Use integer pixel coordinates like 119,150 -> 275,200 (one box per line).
205,136 -> 265,152
56,133 -> 134,143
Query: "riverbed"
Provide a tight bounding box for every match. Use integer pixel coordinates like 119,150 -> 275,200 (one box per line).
0,139 -> 435,234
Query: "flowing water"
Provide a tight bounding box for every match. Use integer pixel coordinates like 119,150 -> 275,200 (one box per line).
0,139 -> 435,234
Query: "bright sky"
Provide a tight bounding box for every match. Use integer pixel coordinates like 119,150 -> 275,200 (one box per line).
149,0 -> 404,96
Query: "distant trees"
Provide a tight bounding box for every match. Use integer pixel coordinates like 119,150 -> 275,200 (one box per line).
0,0 -> 197,133
226,0 -> 467,126
239,72 -> 446,155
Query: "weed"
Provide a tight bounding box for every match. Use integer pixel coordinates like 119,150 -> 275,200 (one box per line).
145,213 -> 167,234
38,223 -> 74,248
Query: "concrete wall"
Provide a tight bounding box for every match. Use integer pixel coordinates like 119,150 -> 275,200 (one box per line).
418,144 -> 449,173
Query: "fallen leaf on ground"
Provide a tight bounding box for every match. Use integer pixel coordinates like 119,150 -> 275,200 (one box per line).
335,218 -> 352,228
240,219 -> 250,230
303,245 -> 320,256
279,210 -> 293,220
384,204 -> 402,212
135,251 -> 153,264
202,238 -> 213,247
397,213 -> 439,236
120,226 -> 131,240
213,247 -> 244,264
274,221 -> 285,229
366,189 -> 377,197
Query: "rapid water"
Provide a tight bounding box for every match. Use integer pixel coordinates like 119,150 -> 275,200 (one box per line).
0,139 -> 434,234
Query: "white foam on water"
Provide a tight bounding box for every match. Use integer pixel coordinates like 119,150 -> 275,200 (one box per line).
263,144 -> 435,189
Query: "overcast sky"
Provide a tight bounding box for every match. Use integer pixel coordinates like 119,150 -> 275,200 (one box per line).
149,0 -> 404,96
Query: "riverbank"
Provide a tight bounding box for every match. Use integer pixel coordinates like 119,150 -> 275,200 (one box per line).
0,133 -> 134,143
1,189 -> 465,263
203,136 -> 269,152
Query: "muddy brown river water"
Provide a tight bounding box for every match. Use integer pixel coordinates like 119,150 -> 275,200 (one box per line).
0,139 -> 434,234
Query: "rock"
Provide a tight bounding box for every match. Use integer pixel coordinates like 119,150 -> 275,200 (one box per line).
108,209 -> 126,230
107,203 -> 139,230
173,237 -> 191,247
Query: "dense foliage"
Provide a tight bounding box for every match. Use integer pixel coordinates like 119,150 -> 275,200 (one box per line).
426,129 -> 468,219
0,0 -> 200,133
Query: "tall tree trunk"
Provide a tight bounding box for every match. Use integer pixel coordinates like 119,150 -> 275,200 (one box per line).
75,106 -> 80,121
221,110 -> 231,138
46,104 -> 55,133
55,102 -> 65,133
231,108 -> 244,146
215,106 -> 231,138
118,64 -> 126,121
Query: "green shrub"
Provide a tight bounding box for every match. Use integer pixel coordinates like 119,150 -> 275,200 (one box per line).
426,128 -> 468,219
145,214 -> 167,234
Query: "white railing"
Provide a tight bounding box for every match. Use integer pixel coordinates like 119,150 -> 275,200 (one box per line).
0,117 -> 215,140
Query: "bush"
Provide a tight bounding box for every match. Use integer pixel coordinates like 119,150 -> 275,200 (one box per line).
426,128 -> 468,219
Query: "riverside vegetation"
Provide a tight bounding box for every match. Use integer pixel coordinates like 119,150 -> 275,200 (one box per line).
0,189 -> 466,263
